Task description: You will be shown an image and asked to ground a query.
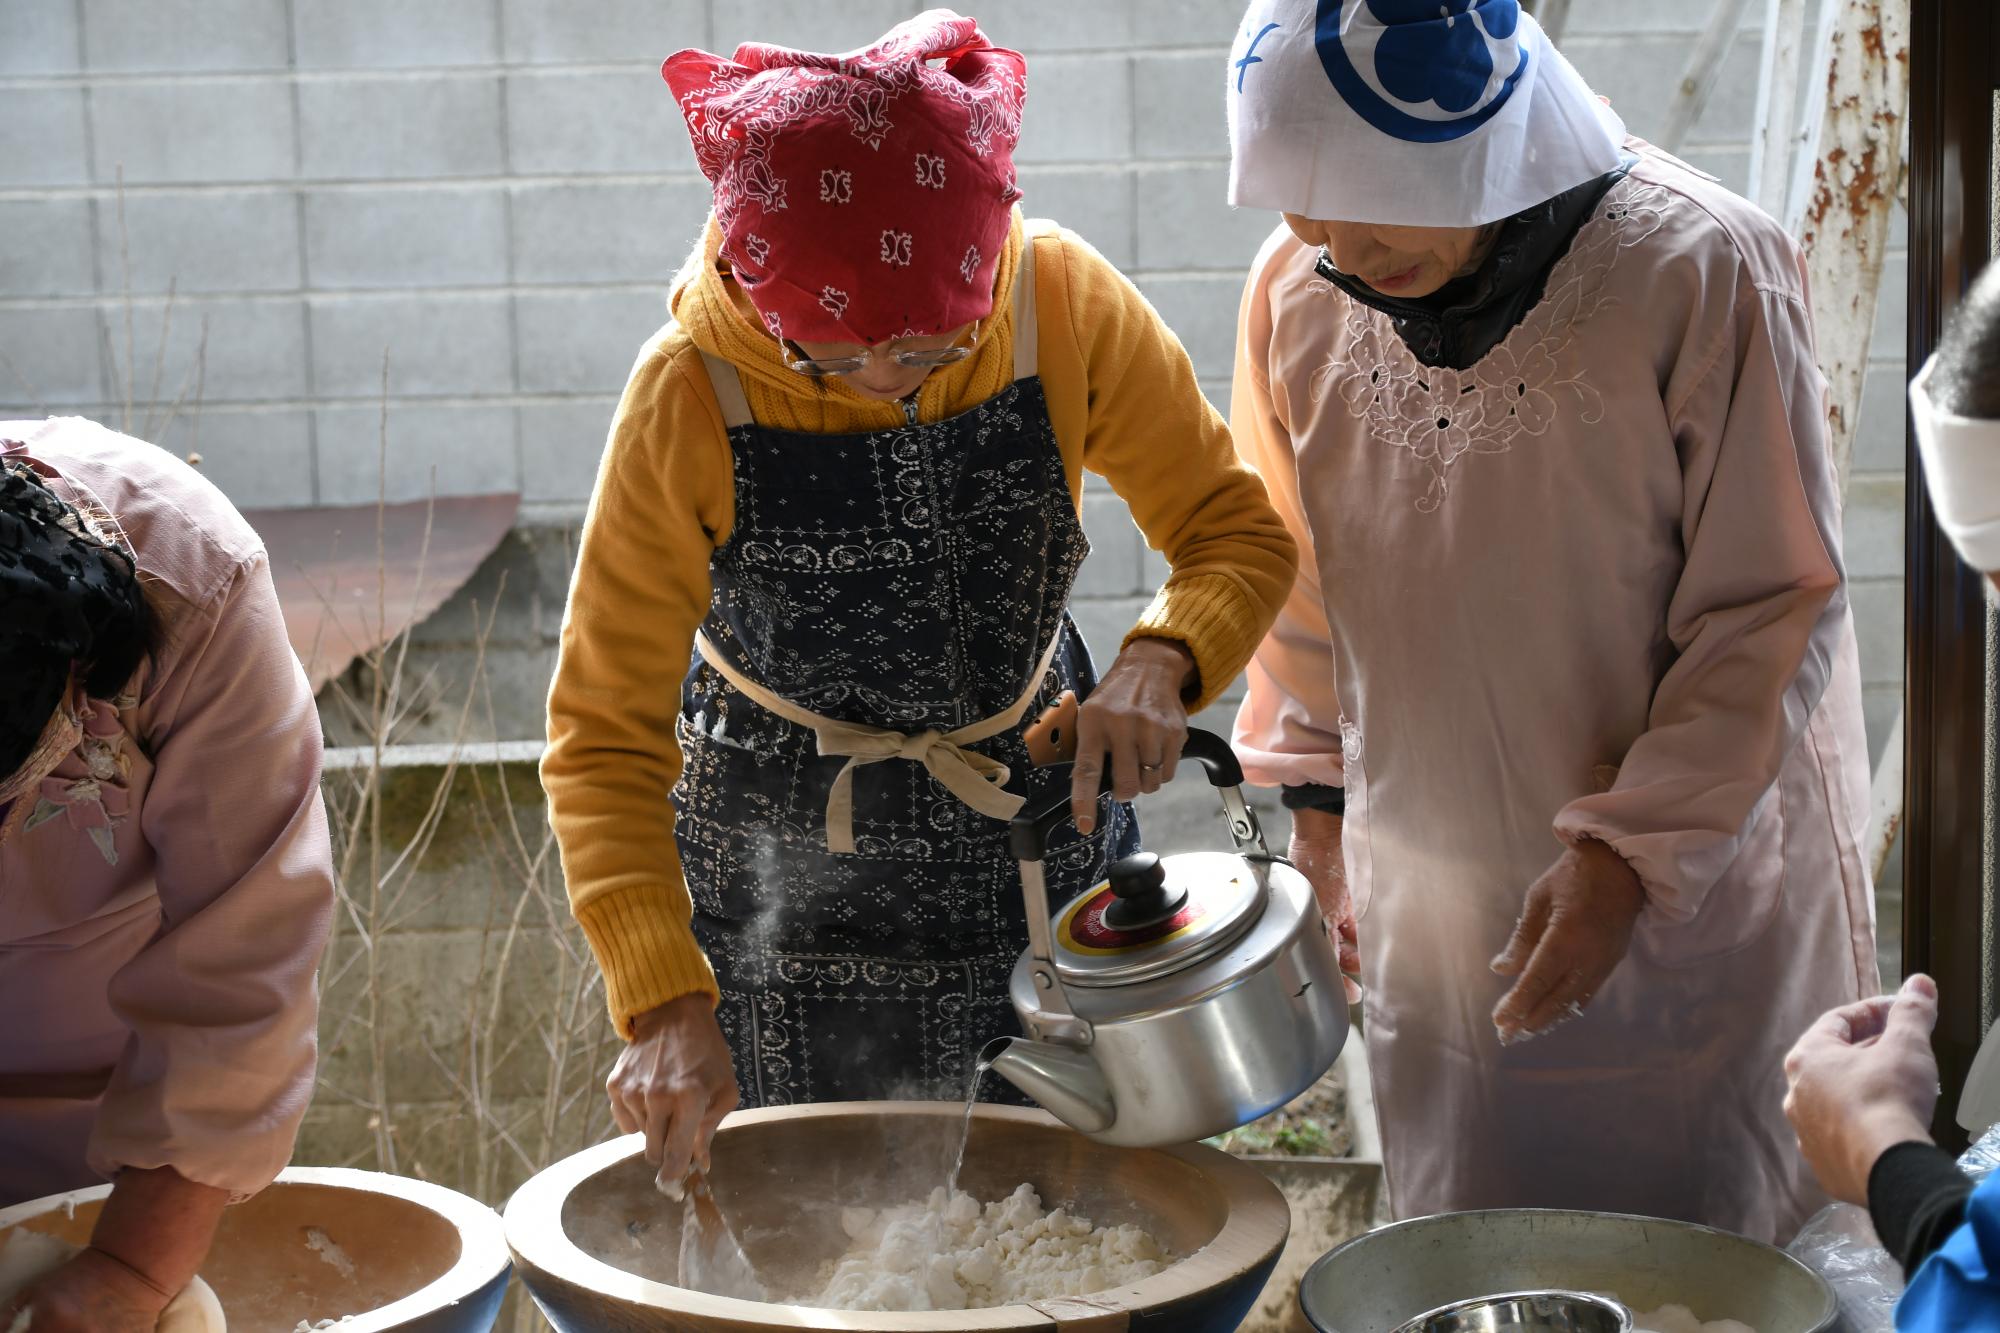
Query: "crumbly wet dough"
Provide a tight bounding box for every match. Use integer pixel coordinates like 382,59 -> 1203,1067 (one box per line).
811,1184 -> 1168,1312
1631,1306 -> 1757,1333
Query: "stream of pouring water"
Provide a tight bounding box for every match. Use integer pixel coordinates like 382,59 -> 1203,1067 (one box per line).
946,1057 -> 994,1201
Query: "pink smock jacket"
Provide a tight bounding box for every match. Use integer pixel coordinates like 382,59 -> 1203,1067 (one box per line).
1232,145 -> 1879,1243
0,417 -> 333,1207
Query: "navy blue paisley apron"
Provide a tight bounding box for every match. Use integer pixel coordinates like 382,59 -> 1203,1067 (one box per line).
672,228 -> 1139,1107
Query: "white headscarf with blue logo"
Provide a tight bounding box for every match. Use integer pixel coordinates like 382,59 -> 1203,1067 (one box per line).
1227,0 -> 1626,227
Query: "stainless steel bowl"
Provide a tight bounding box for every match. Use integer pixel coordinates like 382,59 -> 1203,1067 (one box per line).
1392,1290 -> 1633,1333
1300,1209 -> 1837,1333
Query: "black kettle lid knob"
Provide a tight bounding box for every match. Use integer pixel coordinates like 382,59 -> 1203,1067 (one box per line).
1103,852 -> 1187,932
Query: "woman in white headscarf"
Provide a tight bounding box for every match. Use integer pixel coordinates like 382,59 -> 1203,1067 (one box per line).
1225,0 -> 1877,1241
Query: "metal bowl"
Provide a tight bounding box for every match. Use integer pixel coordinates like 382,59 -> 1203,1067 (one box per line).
1392,1290 -> 1632,1333
1300,1209 -> 1836,1333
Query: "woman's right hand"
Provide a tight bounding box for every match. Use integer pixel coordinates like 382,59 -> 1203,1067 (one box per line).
1783,974 -> 1943,1206
0,1249 -> 170,1333
608,993 -> 740,1194
1290,806 -> 1361,1002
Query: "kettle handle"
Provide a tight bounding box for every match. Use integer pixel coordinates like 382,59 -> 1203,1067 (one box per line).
1008,727 -> 1266,862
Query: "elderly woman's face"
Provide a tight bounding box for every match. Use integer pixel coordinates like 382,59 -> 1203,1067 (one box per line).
1283,215 -> 1493,300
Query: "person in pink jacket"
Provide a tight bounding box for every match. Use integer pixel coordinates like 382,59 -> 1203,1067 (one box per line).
0,417 -> 334,1332
1224,0 -> 1877,1242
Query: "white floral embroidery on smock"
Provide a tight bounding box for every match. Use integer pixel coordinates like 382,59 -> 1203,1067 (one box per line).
1311,179 -> 1671,513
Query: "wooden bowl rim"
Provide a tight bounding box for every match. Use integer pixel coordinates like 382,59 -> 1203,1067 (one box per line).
0,1166 -> 510,1333
503,1101 -> 1290,1330
1300,1207 -> 1837,1329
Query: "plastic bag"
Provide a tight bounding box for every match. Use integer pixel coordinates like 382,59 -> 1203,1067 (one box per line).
1786,1202 -> 1903,1333
1957,1122 -> 2000,1183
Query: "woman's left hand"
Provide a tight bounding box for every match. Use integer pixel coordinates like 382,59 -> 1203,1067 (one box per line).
0,1248 -> 171,1333
1070,638 -> 1196,834
1490,841 -> 1646,1045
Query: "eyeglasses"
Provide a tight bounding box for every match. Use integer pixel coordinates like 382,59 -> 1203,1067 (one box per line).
781,320 -> 981,377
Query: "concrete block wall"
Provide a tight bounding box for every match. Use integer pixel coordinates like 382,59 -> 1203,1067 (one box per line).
0,0 -> 1907,848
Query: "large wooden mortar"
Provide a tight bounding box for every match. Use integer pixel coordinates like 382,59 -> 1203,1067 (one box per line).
0,1167 -> 510,1332
505,1102 -> 1291,1332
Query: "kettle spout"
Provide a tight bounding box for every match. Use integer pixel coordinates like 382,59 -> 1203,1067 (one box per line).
981,1036 -> 1115,1136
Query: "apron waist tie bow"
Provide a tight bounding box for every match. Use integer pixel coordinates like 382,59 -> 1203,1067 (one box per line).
694,630 -> 1063,855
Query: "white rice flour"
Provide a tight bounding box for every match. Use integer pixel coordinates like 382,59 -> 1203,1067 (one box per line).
811,1184 -> 1168,1312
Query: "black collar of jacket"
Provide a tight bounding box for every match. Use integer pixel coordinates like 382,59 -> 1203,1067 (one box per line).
1312,152 -> 1637,372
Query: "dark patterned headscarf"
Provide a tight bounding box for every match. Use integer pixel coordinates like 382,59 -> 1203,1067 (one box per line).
0,455 -> 146,782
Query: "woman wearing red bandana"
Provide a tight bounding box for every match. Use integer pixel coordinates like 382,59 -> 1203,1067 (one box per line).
542,10 -> 1298,1189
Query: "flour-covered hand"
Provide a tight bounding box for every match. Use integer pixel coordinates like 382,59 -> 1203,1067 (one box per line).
0,1247 -> 170,1333
609,993 -> 740,1193
1490,841 -> 1645,1044
1782,975 -> 1942,1206
1289,807 -> 1361,1002
1070,639 -> 1195,834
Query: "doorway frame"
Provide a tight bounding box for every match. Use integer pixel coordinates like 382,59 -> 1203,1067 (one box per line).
1904,0 -> 1997,1151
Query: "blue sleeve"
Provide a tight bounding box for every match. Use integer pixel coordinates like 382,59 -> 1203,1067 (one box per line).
1897,1171 -> 2000,1331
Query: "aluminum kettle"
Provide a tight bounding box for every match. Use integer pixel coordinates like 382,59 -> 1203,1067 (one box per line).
983,728 -> 1349,1147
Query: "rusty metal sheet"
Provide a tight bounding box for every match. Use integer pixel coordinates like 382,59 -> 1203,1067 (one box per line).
242,493 -> 520,691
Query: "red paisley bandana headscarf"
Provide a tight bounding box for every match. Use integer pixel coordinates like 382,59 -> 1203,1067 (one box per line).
663,9 -> 1026,347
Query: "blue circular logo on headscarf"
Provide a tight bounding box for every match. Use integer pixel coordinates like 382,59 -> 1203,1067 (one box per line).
1314,0 -> 1531,143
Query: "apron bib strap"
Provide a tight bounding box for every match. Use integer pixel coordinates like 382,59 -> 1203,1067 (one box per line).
699,347 -> 755,430
1013,218 -> 1049,382
694,629 -> 1064,854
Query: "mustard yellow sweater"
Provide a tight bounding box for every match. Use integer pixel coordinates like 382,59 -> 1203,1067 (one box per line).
544,212 -> 1298,1036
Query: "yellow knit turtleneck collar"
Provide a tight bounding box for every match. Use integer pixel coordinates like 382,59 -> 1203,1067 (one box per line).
668,210 -> 1027,435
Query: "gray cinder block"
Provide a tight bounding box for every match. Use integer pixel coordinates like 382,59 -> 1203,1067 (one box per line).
1016,54 -> 1134,165
1134,273 -> 1241,383
315,401 -> 520,504
502,0 -> 706,64
0,306 -> 107,405
309,292 -> 515,398
2,198 -> 98,298
3,88 -> 91,186
81,0 -> 288,73
150,406 -> 315,508
706,0 -> 914,57
1075,490 -> 1145,598
98,295 -> 308,402
510,180 -> 709,285
1133,50 -> 1229,161
506,68 -> 693,177
91,78 -> 294,185
1135,164 -> 1276,274
300,75 -> 505,182
519,398 -> 619,504
305,186 -> 510,289
94,189 -> 303,295
0,3 -> 80,75
1017,168 -> 1136,270
293,0 -> 498,69
515,289 -> 672,395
